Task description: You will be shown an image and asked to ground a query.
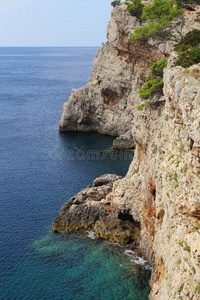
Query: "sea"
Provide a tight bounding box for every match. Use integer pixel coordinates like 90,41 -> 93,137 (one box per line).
0,47 -> 151,300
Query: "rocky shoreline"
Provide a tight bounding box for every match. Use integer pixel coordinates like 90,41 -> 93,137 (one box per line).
53,3 -> 200,299
52,174 -> 141,246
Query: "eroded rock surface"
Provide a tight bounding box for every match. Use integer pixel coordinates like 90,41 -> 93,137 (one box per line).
52,174 -> 140,245
59,3 -> 165,147
110,64 -> 200,300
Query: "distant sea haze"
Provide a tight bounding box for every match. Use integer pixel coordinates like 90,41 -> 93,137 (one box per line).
0,47 -> 150,299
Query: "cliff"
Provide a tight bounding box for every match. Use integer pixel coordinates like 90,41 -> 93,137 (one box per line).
59,3 -> 165,147
53,2 -> 200,299
110,63 -> 200,299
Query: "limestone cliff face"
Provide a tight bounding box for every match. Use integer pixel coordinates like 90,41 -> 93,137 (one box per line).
111,64 -> 200,299
59,3 -> 164,143
55,3 -> 200,300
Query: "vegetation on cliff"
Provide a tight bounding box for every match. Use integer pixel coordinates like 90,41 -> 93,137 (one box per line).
176,0 -> 200,7
174,30 -> 200,67
138,58 -> 167,100
125,0 -> 144,21
111,0 -> 121,7
125,0 -> 200,89
128,0 -> 184,42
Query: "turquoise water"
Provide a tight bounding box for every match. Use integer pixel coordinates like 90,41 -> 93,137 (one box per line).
0,47 -> 150,299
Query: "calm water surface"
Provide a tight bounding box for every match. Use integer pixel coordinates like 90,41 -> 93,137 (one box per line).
0,47 -> 150,299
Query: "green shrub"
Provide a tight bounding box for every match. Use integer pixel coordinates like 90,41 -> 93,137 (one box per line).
197,285 -> 200,294
178,142 -> 185,154
183,242 -> 190,252
177,258 -> 182,264
125,0 -> 144,20
111,0 -> 121,7
173,172 -> 178,181
195,12 -> 200,23
174,30 -> 200,52
174,30 -> 200,68
173,182 -> 179,188
130,0 -> 183,42
176,0 -> 200,7
167,171 -> 178,186
189,47 -> 200,62
181,164 -> 188,173
148,59 -> 168,79
138,58 -> 167,99
139,78 -> 163,98
137,101 -> 150,110
194,223 -> 200,229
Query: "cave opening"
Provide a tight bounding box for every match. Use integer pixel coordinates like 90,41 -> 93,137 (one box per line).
118,212 -> 140,226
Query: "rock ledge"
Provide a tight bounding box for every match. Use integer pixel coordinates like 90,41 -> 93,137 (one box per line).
52,174 -> 141,245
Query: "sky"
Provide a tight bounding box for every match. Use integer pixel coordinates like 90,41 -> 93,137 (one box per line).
0,0 -> 112,47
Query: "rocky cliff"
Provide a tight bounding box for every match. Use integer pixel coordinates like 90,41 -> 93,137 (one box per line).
59,3 -> 166,147
54,2 -> 200,299
110,63 -> 200,300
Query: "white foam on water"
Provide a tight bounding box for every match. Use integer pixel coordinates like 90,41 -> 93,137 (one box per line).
86,231 -> 96,240
124,250 -> 152,270
124,249 -> 134,256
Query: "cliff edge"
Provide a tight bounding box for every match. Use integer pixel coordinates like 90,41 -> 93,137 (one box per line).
54,2 -> 200,299
59,3 -> 165,147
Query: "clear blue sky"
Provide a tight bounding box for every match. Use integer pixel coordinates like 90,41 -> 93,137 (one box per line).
0,0 -> 112,47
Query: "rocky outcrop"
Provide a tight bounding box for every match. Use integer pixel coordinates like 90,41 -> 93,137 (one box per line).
112,133 -> 136,149
52,174 -> 140,245
59,41 -> 136,138
59,3 -> 165,147
54,2 -> 200,300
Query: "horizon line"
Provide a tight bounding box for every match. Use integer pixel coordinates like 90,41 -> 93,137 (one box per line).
0,46 -> 101,48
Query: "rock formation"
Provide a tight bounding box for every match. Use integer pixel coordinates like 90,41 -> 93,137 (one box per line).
110,63 -> 200,299
52,174 -> 141,245
54,2 -> 200,299
59,3 -> 165,147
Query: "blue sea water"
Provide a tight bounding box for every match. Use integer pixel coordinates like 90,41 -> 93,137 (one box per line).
0,47 -> 150,300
